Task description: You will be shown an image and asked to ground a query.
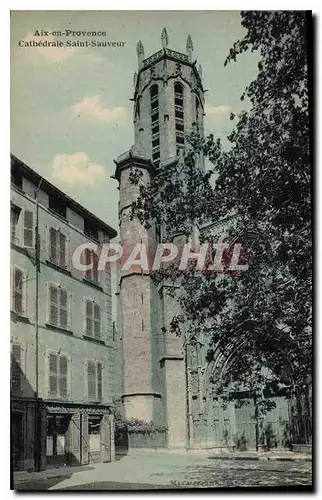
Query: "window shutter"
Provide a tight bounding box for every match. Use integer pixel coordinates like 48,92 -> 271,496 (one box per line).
93,253 -> 99,283
11,207 -> 21,244
87,361 -> 96,399
94,304 -> 101,338
97,363 -> 102,400
11,344 -> 22,394
49,285 -> 58,326
86,300 -> 93,336
59,233 -> 66,268
49,228 -> 57,263
14,268 -> 24,315
59,288 -> 68,329
85,249 -> 91,280
23,210 -> 34,247
49,353 -> 58,396
59,355 -> 68,397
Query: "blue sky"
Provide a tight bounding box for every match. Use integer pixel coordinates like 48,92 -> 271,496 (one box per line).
11,10 -> 259,232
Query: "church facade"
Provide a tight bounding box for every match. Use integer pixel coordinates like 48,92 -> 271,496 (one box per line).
114,29 -> 297,450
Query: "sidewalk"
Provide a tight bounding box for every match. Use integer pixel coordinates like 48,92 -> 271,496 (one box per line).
13,448 -> 312,489
13,465 -> 93,485
127,447 -> 312,462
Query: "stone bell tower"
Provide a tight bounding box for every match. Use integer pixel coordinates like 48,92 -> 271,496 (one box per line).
114,29 -> 206,447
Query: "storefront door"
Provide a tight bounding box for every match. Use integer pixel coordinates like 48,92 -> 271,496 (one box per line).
12,412 -> 23,471
46,414 -> 70,467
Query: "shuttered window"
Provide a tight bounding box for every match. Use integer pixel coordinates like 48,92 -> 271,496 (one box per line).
13,268 -> 24,315
87,361 -> 103,400
10,206 -> 33,247
85,249 -> 99,283
11,344 -> 22,394
23,210 -> 34,247
85,300 -> 101,338
49,228 -> 67,267
49,353 -> 68,398
11,206 -> 21,244
49,284 -> 70,329
97,363 -> 102,400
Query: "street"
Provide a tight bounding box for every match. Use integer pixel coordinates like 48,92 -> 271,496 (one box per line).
14,451 -> 312,491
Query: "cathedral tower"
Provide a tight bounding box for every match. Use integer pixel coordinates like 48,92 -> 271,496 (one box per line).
114,29 -> 205,447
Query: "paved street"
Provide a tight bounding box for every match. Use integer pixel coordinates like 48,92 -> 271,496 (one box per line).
14,450 -> 312,491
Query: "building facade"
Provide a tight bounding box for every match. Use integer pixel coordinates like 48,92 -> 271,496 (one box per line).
11,155 -> 118,471
115,30 -> 298,451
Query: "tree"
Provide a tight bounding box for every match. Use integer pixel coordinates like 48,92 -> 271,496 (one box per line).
131,11 -> 312,417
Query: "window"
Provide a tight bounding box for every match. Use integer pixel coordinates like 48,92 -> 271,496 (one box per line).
151,112 -> 159,124
12,267 -> 25,315
23,210 -> 34,247
11,170 -> 23,190
49,353 -> 68,398
11,206 -> 34,248
175,110 -> 184,120
85,249 -> 99,284
49,228 -> 67,268
49,194 -> 66,219
150,85 -> 160,166
85,300 -> 101,338
87,361 -> 103,400
150,84 -> 158,98
11,343 -> 22,394
174,83 -> 184,150
84,220 -> 99,242
49,284 -> 69,329
11,205 -> 21,245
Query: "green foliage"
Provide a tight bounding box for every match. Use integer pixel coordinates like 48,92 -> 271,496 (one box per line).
130,11 -> 311,413
236,431 -> 248,451
126,418 -> 168,435
264,423 -> 276,450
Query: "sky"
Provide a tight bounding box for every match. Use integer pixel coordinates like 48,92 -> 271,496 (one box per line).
11,10 -> 259,233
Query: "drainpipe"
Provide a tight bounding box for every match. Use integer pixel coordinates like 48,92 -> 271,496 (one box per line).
34,182 -> 41,471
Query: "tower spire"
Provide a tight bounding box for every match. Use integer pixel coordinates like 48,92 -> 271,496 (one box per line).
161,27 -> 169,48
186,34 -> 194,61
136,40 -> 145,69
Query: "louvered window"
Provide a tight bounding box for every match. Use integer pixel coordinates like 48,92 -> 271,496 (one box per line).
13,268 -> 24,315
11,206 -> 21,245
174,82 -> 184,149
11,206 -> 34,247
87,361 -> 103,400
49,284 -> 69,329
49,228 -> 67,268
85,249 -> 99,283
150,84 -> 160,167
23,210 -> 34,247
11,344 -> 22,394
49,353 -> 68,398
85,300 -> 101,338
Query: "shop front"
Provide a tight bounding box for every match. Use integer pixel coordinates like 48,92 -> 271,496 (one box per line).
45,403 -> 114,467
